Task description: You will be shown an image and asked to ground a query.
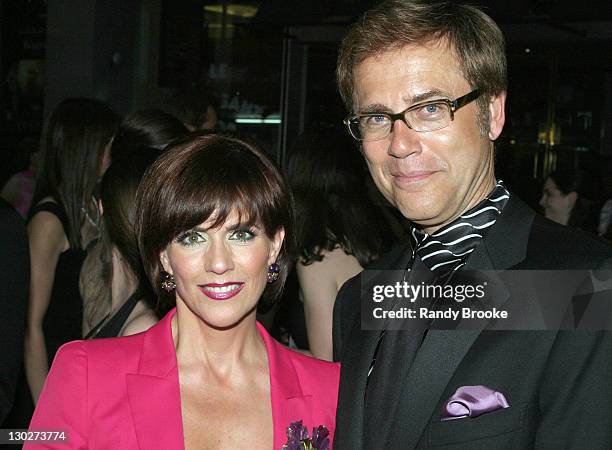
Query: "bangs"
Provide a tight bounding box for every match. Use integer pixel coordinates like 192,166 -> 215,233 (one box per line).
158,136 -> 282,242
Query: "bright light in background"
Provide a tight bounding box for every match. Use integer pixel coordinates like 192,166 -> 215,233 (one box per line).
204,4 -> 259,18
235,114 -> 281,124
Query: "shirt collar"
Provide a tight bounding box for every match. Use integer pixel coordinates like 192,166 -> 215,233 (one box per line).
409,180 -> 510,274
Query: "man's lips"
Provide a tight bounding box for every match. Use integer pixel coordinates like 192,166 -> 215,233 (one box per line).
198,282 -> 245,301
391,170 -> 437,183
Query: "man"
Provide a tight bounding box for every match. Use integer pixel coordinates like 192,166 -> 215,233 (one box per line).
332,1 -> 612,448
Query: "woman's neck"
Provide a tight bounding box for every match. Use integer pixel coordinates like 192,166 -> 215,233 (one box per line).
172,305 -> 266,378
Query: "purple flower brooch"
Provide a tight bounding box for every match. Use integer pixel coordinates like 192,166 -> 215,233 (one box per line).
281,421 -> 330,450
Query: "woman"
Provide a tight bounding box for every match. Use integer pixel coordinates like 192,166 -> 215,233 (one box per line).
82,150 -> 160,338
539,169 -> 598,233
81,109 -> 187,335
24,98 -> 118,405
280,126 -> 399,360
110,108 -> 188,159
27,134 -> 339,449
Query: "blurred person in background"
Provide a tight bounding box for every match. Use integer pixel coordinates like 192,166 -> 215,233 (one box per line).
539,169 -> 598,233
161,86 -> 218,132
281,125 -> 398,360
24,98 -> 118,405
81,109 -> 188,334
81,150 -> 160,338
1,136 -> 41,218
110,108 -> 188,160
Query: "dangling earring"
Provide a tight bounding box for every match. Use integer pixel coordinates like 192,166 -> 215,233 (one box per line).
267,263 -> 280,283
161,271 -> 176,292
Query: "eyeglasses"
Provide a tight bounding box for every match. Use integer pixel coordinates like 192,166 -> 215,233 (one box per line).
344,89 -> 481,142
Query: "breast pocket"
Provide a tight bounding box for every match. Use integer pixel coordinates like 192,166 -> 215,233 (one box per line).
424,403 -> 533,449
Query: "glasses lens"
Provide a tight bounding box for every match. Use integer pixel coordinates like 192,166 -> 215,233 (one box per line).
406,101 -> 451,132
346,118 -> 364,140
348,115 -> 391,141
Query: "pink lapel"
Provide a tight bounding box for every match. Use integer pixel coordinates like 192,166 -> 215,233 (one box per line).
125,313 -> 311,450
257,322 -> 313,450
126,310 -> 185,450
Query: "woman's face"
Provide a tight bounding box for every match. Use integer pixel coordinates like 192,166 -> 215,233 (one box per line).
539,177 -> 576,225
160,210 -> 284,329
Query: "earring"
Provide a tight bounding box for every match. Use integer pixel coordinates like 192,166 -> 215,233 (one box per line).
161,271 -> 176,292
267,263 -> 280,283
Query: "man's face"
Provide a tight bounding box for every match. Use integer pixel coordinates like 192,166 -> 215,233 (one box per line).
352,42 -> 505,233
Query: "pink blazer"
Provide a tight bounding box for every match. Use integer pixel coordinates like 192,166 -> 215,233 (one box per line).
26,310 -> 340,449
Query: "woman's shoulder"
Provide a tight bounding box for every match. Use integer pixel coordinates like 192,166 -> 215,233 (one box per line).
53,331 -> 147,368
121,307 -> 159,336
297,247 -> 362,288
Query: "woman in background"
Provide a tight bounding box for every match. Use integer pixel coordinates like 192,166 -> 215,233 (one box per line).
283,126 -> 399,360
82,150 -> 160,338
539,169 -> 598,233
110,108 -> 188,159
27,134 -> 339,449
25,98 -> 118,404
81,109 -> 187,335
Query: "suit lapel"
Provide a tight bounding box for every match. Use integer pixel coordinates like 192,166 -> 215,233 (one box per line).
336,245 -> 415,449
258,322 -> 314,450
387,196 -> 535,448
126,310 -> 184,450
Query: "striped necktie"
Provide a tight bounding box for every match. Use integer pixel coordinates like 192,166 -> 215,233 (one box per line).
411,180 -> 510,275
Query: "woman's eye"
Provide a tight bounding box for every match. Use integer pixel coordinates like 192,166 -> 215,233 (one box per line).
229,229 -> 255,242
177,231 -> 205,247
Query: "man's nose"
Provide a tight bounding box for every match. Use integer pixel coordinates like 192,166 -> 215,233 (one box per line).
387,119 -> 422,159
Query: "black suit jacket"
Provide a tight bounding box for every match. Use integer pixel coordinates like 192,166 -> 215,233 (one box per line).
0,199 -> 29,423
333,196 -> 612,449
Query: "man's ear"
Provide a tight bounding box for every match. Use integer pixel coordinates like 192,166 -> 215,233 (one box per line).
268,228 -> 285,265
160,250 -> 172,274
488,91 -> 506,141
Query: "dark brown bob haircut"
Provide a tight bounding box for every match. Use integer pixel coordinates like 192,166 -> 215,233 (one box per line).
336,0 -> 507,130
135,134 -> 295,312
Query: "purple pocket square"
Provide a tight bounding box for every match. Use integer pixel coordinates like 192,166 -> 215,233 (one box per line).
441,385 -> 510,421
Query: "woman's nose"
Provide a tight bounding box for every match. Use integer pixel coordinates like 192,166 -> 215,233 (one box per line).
204,240 -> 234,274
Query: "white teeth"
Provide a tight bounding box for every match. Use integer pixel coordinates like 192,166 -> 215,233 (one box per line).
204,284 -> 241,293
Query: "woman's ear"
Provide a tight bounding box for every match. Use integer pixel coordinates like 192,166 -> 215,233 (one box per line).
160,249 -> 172,274
268,228 -> 285,265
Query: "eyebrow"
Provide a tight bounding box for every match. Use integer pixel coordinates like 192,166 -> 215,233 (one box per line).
190,222 -> 261,232
404,89 -> 451,105
358,89 -> 452,114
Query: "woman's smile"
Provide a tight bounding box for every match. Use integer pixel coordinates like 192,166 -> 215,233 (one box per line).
198,282 -> 245,300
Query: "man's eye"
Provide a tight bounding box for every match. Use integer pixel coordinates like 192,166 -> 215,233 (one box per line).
229,229 -> 255,242
425,104 -> 440,113
415,102 -> 446,119
363,115 -> 389,127
177,231 -> 205,247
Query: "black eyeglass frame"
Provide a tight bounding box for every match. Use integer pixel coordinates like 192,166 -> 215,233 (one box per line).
344,89 -> 481,141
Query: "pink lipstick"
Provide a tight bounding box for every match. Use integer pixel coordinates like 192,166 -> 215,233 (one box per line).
198,282 -> 244,301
